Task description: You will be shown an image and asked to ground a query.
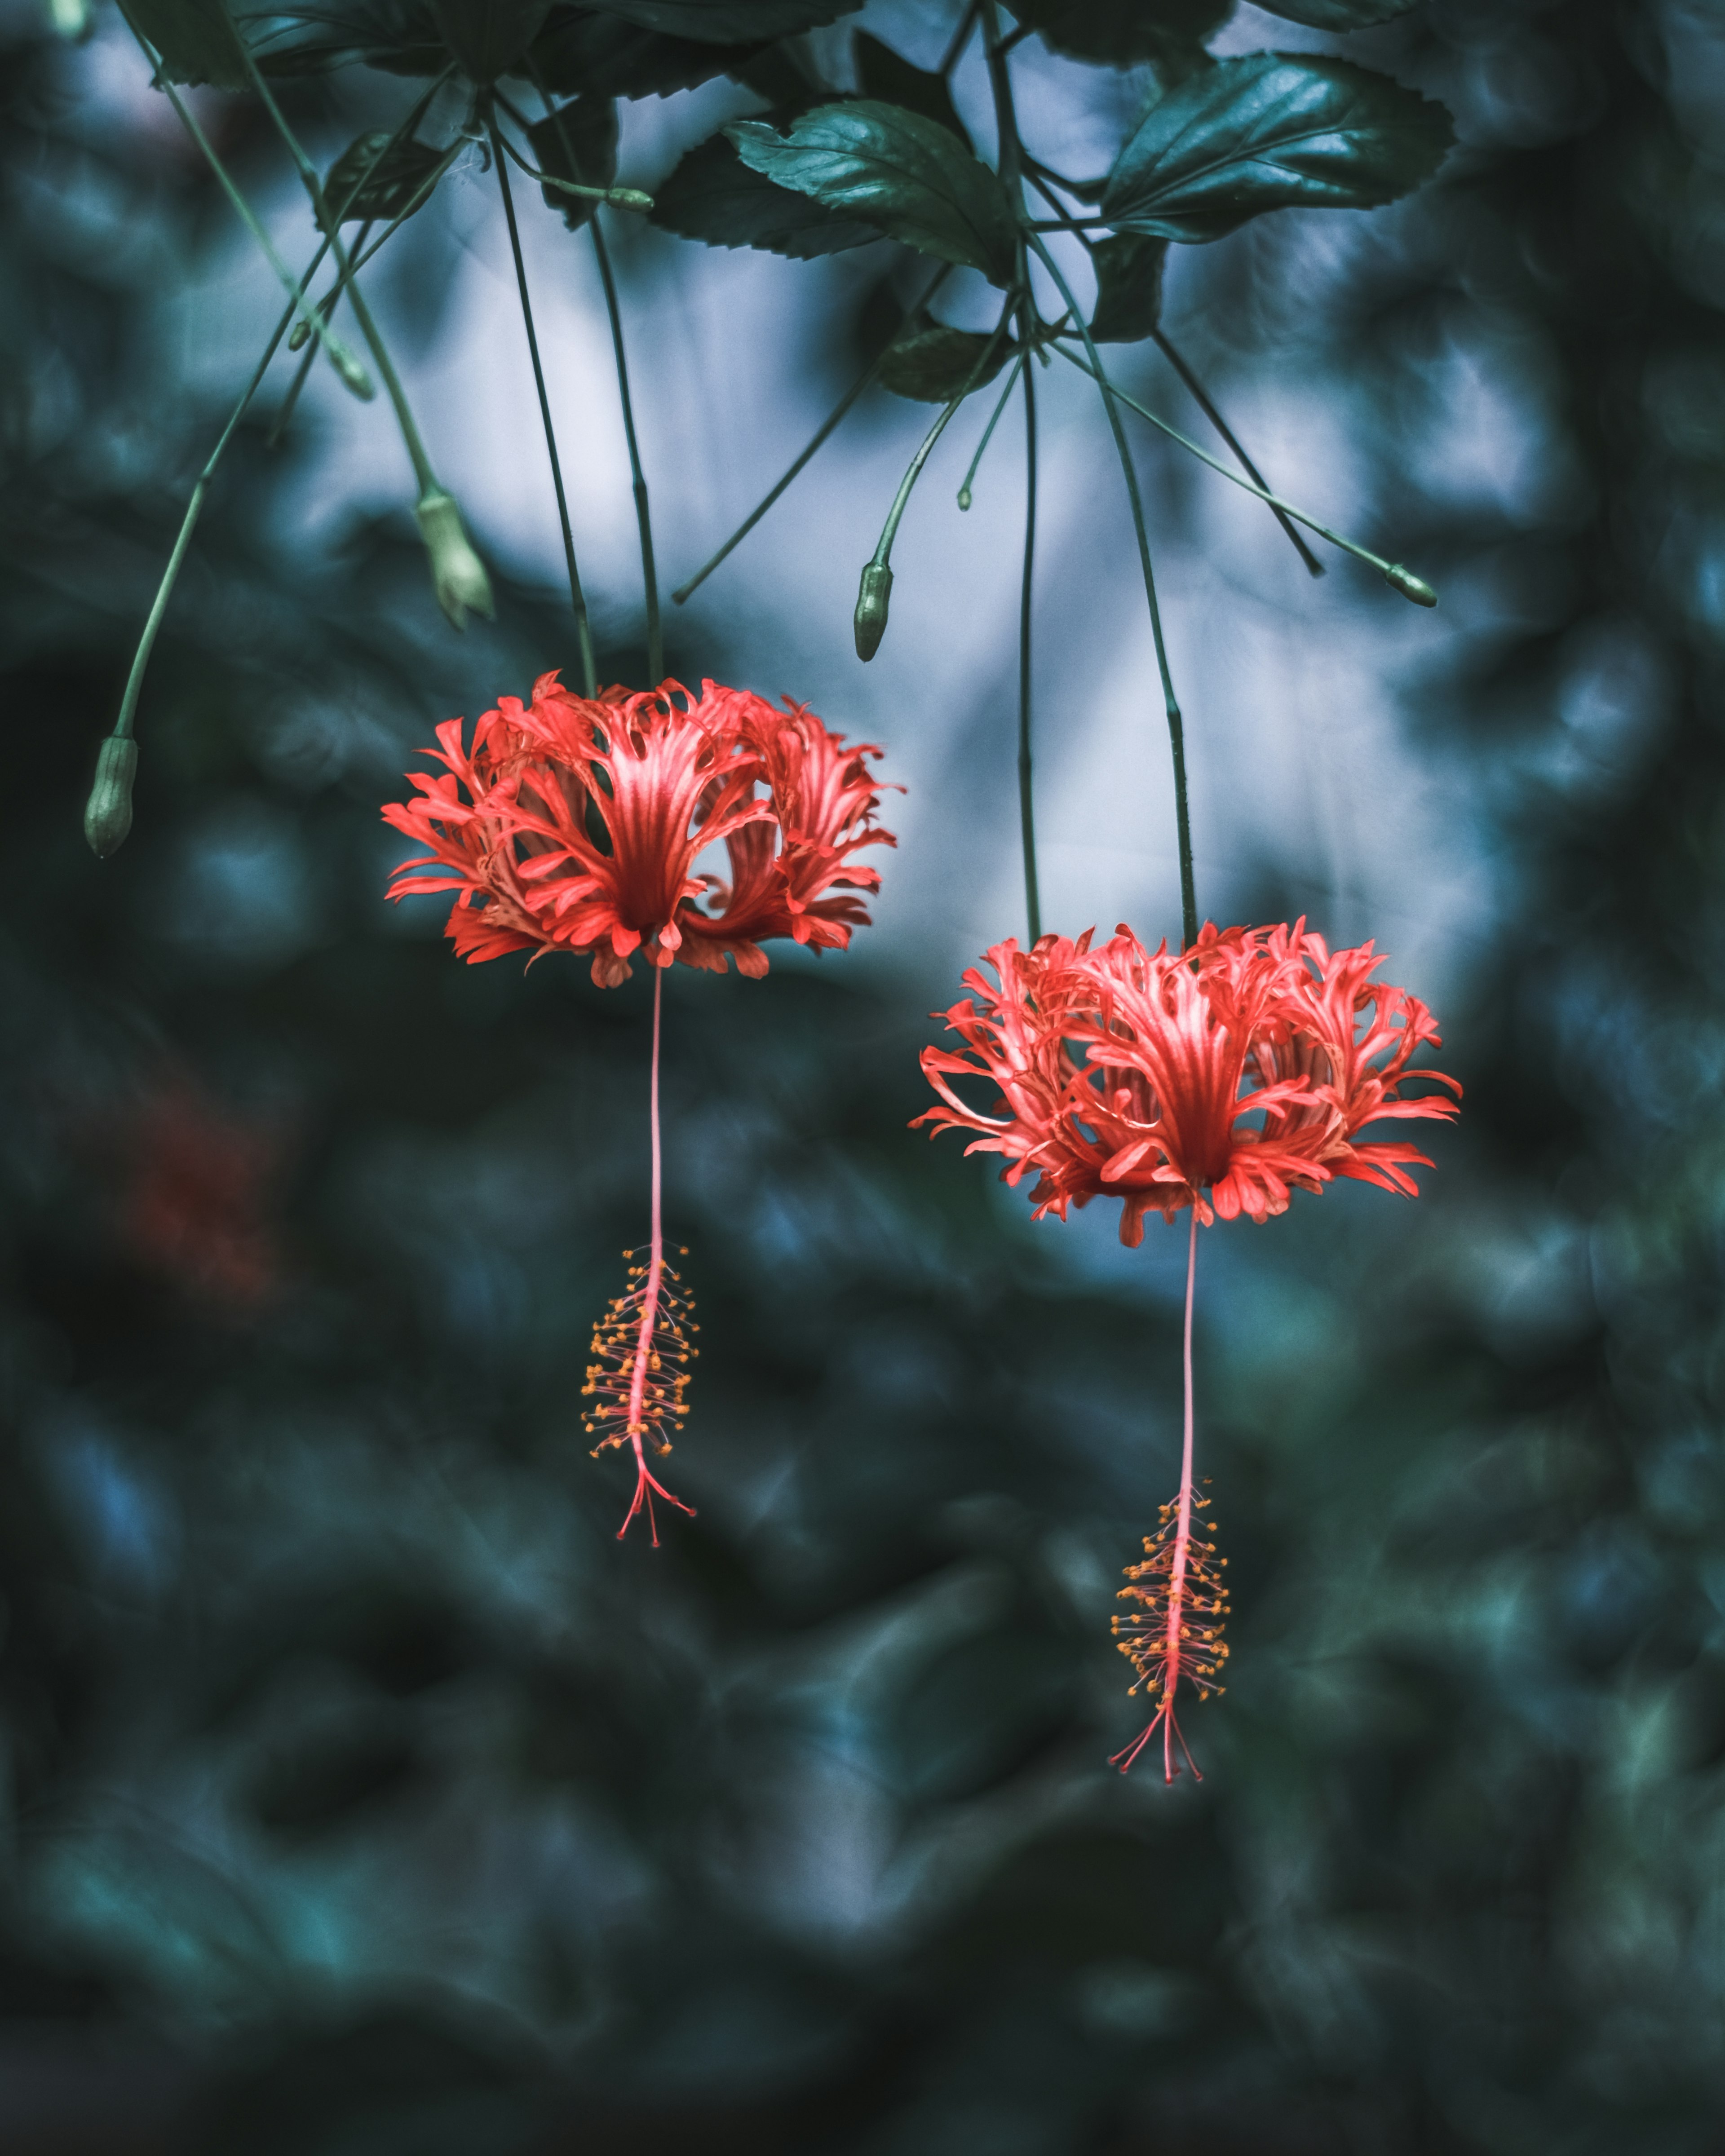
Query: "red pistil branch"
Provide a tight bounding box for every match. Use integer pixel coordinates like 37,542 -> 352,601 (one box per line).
581,970 -> 699,1544
1110,1213 -> 1230,1780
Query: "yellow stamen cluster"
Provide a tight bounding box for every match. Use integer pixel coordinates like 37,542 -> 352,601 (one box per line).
1111,1487 -> 1230,1705
582,1246 -> 698,1458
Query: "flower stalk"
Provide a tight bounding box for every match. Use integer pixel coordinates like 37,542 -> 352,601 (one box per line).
1053,341 -> 1438,605
489,114 -> 597,694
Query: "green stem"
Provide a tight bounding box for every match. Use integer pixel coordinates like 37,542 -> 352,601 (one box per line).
1026,230 -> 1198,949
1153,329 -> 1324,578
866,299 -> 1016,574
1051,340 -> 1434,600
270,129 -> 466,451
939,0 -> 980,73
231,35 -> 443,497
489,116 -> 597,696
591,216 -> 663,681
1018,355 -> 1040,945
672,262 -> 950,605
112,105 -> 427,739
957,354 -> 1024,508
138,57 -> 370,392
524,65 -> 662,683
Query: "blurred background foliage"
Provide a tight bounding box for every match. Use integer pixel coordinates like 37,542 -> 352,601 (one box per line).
4,0 -> 1725,2150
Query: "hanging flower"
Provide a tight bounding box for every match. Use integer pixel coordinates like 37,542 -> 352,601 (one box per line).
382,674 -> 894,989
383,672 -> 898,1542
913,920 -> 1458,1243
915,919 -> 1459,1780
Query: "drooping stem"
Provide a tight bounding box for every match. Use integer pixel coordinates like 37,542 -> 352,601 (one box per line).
1052,342 -> 1436,603
615,963 -> 694,1546
1154,329 -> 1323,578
1164,1209 -> 1201,1783
114,286 -> 306,737
957,354 -> 1024,508
865,300 -> 1016,575
590,216 -> 663,682
489,116 -> 598,696
1017,358 -> 1041,944
140,60 -> 370,392
1027,230 -> 1198,948
520,66 -> 662,681
270,129 -> 466,451
627,964 -> 666,1438
672,263 -> 951,605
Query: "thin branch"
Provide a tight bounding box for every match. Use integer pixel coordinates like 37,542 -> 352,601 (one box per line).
1051,340 -> 1434,601
1018,356 -> 1040,944
525,63 -> 663,683
672,263 -> 951,606
1154,328 -> 1324,578
490,114 -> 597,696
1027,228 -> 1199,948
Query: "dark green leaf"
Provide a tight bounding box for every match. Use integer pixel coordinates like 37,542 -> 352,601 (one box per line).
727,100 -> 1019,283
127,0 -> 252,89
322,132 -> 447,225
579,0 -> 863,47
1003,0 -> 1228,71
1100,53 -> 1455,242
879,320 -> 1010,402
726,38 -> 829,106
527,96 -> 620,228
650,122 -> 879,257
1088,231 -> 1166,340
431,0 -> 549,78
248,0 -> 447,79
529,9 -> 753,98
1253,0 -> 1417,26
854,31 -> 970,148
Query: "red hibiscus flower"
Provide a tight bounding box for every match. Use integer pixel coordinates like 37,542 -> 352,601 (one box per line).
915,919 -> 1459,1782
382,674 -> 894,989
383,672 -> 897,1544
915,921 -> 1457,1242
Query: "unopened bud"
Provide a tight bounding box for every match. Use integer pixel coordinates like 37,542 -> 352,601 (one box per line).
84,736 -> 138,858
854,559 -> 893,663
288,317 -> 311,352
957,486 -> 972,512
606,188 -> 654,212
328,337 -> 376,401
416,488 -> 495,630
1383,562 -> 1437,607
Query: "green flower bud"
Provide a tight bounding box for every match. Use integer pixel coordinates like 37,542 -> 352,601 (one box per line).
416,488 -> 495,630
84,736 -> 138,859
1383,562 -> 1438,608
854,560 -> 893,663
288,317 -> 311,353
328,337 -> 376,401
606,188 -> 654,213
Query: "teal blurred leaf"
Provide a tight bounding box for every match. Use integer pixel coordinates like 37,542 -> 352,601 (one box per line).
127,0 -> 252,88
1003,0 -> 1229,71
1088,231 -> 1168,340
1253,0 -> 1418,25
1101,53 -> 1454,242
322,131 -> 447,224
430,0 -> 550,78
854,31 -> 971,148
579,0 -> 863,46
527,96 -> 620,228
879,320 -> 1010,402
650,119 -> 880,256
728,100 -> 1019,283
527,10 -> 749,97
